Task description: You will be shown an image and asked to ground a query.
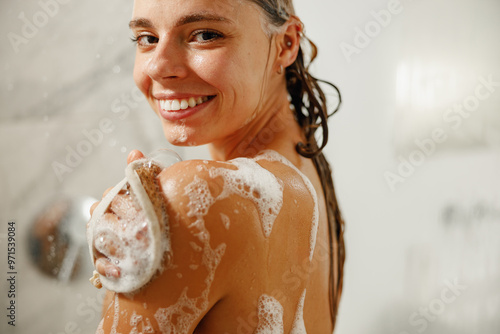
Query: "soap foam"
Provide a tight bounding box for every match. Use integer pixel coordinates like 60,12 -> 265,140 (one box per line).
154,174 -> 227,334
92,204 -> 163,290
255,294 -> 284,334
96,318 -> 104,334
129,311 -> 154,334
172,120 -> 188,144
152,158 -> 285,332
220,213 -> 230,230
255,151 -> 319,261
290,290 -> 307,334
189,241 -> 203,252
205,158 -> 284,238
88,158 -> 175,293
185,176 -> 216,219
129,311 -> 142,333
154,244 -> 226,334
111,294 -> 120,334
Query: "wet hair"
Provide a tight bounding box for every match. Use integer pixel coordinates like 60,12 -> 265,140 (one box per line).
248,0 -> 346,329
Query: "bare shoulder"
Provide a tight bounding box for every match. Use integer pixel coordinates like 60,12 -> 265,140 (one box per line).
159,152 -> 317,201
99,155 -> 318,333
151,154 -> 320,332
158,154 -> 316,238
157,154 -> 317,271
157,152 -> 318,284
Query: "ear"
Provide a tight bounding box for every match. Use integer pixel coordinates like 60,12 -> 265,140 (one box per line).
274,16 -> 303,73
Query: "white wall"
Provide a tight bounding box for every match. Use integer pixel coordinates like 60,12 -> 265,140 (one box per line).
292,0 -> 500,333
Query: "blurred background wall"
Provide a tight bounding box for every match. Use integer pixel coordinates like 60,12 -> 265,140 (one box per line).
0,0 -> 498,333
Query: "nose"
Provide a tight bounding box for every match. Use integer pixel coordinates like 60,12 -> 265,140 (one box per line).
145,38 -> 188,81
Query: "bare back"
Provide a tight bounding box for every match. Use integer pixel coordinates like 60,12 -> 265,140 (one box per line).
98,151 -> 332,333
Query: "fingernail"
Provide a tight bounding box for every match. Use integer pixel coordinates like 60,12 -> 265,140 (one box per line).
106,267 -> 120,279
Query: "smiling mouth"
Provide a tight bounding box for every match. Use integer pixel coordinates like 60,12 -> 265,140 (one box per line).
159,96 -> 216,112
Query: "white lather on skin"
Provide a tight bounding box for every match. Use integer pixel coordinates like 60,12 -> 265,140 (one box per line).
171,120 -> 188,144
96,319 -> 104,334
290,290 -> 307,334
155,157 -> 284,333
255,295 -> 285,334
155,175 -> 227,334
219,213 -> 230,230
205,158 -> 284,238
129,311 -> 154,334
111,294 -> 120,334
253,290 -> 307,334
90,151 -> 314,332
255,151 -> 319,261
161,154 -> 311,333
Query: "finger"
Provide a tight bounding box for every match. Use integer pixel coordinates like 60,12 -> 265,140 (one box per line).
90,201 -> 100,216
96,258 -> 120,278
135,221 -> 149,241
127,150 -> 145,164
94,223 -> 125,259
110,194 -> 140,220
103,186 -> 114,197
90,186 -> 114,216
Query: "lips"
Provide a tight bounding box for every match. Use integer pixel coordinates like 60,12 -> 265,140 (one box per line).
156,95 -> 216,121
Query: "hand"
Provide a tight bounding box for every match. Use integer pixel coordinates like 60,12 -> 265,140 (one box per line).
89,150 -> 145,279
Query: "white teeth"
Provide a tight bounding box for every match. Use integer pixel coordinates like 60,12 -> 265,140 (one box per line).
180,99 -> 189,110
160,96 -> 211,111
188,97 -> 196,108
160,100 -> 172,110
171,100 -> 181,111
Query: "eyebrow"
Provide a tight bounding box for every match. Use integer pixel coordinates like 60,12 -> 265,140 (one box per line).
129,12 -> 232,30
129,18 -> 154,29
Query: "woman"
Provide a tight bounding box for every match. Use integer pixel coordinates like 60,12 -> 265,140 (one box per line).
89,0 -> 345,332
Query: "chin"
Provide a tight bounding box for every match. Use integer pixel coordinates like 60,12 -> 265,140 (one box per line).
162,128 -> 198,147
170,139 -> 198,147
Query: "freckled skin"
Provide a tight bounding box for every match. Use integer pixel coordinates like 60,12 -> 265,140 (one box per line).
91,0 -> 336,332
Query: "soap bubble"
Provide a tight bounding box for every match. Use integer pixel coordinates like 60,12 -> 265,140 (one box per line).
148,149 -> 182,169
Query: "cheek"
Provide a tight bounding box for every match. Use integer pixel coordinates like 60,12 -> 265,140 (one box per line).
192,51 -> 263,107
191,53 -> 231,89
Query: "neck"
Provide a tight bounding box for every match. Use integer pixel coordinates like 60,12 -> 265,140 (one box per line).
208,92 -> 304,164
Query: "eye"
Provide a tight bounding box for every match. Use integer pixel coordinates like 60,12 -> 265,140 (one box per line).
191,30 -> 223,43
131,34 -> 159,47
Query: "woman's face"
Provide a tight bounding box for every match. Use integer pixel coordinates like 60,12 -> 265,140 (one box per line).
131,0 -> 277,146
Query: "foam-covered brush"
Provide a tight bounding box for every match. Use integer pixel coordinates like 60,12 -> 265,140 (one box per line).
87,150 -> 181,293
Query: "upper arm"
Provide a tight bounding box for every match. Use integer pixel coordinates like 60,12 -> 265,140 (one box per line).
99,160 -> 259,333
98,156 -> 316,333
